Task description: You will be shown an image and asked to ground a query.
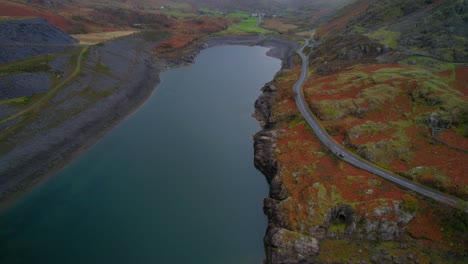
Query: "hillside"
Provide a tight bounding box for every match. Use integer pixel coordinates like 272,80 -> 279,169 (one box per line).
308,0 -> 468,199
0,0 -> 179,33
255,0 -> 468,263
0,17 -> 77,63
0,18 -> 76,46
318,0 -> 467,60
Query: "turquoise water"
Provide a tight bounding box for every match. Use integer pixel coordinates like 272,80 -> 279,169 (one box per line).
0,46 -> 281,263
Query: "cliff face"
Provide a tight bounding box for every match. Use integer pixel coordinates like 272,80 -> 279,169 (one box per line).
254,78 -> 325,262
253,52 -> 326,263
254,77 -> 321,263
253,84 -> 279,183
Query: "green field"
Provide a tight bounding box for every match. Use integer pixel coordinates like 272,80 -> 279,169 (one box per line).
218,17 -> 270,35
226,12 -> 249,18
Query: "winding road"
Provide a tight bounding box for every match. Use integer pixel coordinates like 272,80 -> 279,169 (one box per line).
293,38 -> 466,211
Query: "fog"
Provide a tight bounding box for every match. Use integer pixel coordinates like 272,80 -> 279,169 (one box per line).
170,0 -> 354,10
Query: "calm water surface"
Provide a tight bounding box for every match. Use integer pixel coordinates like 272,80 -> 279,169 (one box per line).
0,46 -> 281,263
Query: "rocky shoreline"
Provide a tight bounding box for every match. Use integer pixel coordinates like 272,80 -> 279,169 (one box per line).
197,36 -> 310,263
254,81 -> 322,264
252,45 -> 325,263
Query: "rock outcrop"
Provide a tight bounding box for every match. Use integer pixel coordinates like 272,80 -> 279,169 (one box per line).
265,228 -> 320,264
254,80 -> 323,263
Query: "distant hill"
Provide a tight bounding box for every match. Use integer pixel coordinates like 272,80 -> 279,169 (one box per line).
318,0 -> 468,61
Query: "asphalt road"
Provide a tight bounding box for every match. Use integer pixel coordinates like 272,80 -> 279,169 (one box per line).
293,39 -> 466,211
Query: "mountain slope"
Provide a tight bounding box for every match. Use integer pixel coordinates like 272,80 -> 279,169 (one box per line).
257,0 -> 467,263
320,0 -> 468,61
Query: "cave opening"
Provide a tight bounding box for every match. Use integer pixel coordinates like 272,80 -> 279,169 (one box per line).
338,214 -> 346,224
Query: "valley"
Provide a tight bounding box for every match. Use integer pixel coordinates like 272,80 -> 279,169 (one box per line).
0,0 -> 466,263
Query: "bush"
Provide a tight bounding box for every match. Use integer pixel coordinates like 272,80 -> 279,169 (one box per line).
401,193 -> 418,212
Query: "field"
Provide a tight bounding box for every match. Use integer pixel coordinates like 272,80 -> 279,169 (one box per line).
218,17 -> 270,35
71,31 -> 138,44
262,19 -> 298,34
226,12 -> 249,18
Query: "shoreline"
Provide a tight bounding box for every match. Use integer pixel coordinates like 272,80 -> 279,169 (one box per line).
0,34 -> 298,210
0,35 -> 162,209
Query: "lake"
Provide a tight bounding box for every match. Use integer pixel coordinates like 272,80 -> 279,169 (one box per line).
0,45 -> 281,263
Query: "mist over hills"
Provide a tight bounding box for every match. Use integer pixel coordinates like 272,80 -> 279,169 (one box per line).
18,0 -> 353,11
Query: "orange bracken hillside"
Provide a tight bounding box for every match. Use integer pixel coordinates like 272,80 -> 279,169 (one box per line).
266,64 -> 464,258
155,16 -> 228,51
303,63 -> 467,198
0,1 -> 73,31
